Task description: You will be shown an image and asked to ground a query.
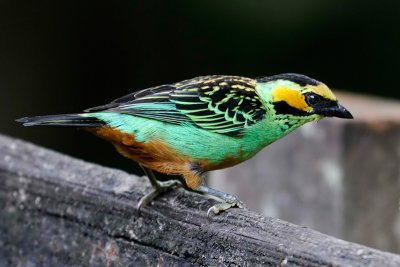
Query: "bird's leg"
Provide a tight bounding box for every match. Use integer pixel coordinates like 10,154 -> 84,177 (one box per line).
196,185 -> 247,217
137,165 -> 181,212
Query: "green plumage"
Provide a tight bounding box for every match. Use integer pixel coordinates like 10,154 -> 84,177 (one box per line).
82,75 -> 322,165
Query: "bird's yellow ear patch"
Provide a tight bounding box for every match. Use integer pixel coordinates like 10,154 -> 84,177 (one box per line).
272,86 -> 311,111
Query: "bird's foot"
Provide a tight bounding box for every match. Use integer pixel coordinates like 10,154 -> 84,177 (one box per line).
196,185 -> 247,217
207,194 -> 246,217
137,180 -> 181,213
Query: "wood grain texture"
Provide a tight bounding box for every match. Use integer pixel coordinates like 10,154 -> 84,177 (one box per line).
0,133 -> 400,267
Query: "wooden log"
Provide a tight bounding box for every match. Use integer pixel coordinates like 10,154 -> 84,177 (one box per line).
1,133 -> 400,266
210,93 -> 400,252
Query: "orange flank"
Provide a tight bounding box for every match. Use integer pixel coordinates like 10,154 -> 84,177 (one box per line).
87,127 -> 210,189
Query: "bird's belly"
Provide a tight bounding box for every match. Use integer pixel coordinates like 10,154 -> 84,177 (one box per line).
90,113 -> 252,166
88,125 -> 248,170
88,124 -> 257,189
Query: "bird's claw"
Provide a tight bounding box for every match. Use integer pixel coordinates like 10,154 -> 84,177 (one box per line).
137,180 -> 181,213
195,185 -> 247,218
207,196 -> 247,218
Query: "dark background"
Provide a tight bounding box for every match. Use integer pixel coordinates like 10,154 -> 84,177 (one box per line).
1,0 -> 399,173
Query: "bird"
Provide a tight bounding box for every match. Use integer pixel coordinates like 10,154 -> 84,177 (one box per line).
17,73 -> 353,216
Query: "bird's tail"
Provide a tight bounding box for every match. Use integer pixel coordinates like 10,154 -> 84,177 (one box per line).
16,114 -> 105,127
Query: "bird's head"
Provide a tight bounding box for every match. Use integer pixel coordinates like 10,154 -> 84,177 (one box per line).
258,73 -> 353,122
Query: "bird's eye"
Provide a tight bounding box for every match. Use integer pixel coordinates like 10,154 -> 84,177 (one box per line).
306,94 -> 321,106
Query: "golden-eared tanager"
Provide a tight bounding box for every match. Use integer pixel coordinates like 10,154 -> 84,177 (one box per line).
17,74 -> 353,216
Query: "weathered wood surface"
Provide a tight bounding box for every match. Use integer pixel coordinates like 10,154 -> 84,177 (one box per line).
210,93 -> 400,252
1,134 -> 400,267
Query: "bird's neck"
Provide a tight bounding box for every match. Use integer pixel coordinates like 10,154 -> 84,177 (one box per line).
241,111 -> 321,158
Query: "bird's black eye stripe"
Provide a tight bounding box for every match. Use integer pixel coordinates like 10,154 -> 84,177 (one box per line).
274,101 -> 309,116
304,93 -> 322,106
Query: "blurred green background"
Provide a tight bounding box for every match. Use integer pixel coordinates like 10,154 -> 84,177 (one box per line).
1,0 -> 399,172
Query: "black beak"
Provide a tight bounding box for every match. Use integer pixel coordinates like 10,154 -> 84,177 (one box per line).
315,103 -> 353,119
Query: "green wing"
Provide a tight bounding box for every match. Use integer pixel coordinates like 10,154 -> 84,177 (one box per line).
87,76 -> 266,136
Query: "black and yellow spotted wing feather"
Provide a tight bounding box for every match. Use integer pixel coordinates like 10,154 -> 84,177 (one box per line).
86,76 -> 267,136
